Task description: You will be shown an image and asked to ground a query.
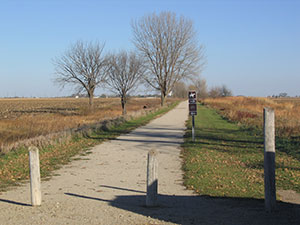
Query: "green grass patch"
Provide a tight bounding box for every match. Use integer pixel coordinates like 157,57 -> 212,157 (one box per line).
182,105 -> 300,199
0,101 -> 179,192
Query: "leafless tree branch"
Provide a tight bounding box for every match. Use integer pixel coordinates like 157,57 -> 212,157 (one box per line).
132,11 -> 205,105
106,50 -> 145,115
53,41 -> 108,109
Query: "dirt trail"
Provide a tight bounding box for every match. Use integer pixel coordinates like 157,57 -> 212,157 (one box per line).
0,101 -> 299,225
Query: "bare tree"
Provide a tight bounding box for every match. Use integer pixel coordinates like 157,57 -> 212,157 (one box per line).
132,11 -> 205,106
106,51 -> 144,115
221,85 -> 233,97
189,76 -> 208,99
209,85 -> 233,98
209,86 -> 223,98
172,81 -> 188,98
53,41 -> 108,109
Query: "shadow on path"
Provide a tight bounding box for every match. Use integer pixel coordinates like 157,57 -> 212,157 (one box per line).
0,198 -> 31,207
65,191 -> 300,225
99,185 -> 146,194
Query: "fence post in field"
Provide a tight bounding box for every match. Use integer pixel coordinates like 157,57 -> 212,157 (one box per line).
29,146 -> 42,206
263,108 -> 276,212
146,149 -> 158,207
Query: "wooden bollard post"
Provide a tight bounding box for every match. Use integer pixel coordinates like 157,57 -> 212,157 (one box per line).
146,150 -> 158,207
29,146 -> 42,206
263,108 -> 276,212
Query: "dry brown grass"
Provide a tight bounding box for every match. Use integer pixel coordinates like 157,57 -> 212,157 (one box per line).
0,97 -> 175,153
201,97 -> 300,137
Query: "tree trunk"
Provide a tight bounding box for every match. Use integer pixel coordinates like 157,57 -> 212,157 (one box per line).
121,96 -> 127,115
88,91 -> 94,111
160,90 -> 166,107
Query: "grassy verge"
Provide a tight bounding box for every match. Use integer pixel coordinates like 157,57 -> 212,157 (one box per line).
0,101 -> 179,192
182,104 -> 300,199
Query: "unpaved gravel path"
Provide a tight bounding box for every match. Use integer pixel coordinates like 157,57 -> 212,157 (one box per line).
0,101 -> 299,225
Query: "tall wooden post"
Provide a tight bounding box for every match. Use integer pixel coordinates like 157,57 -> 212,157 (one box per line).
263,108 -> 276,212
29,146 -> 42,206
146,150 -> 158,207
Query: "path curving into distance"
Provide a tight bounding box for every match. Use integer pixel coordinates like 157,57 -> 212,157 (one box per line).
0,101 -> 199,225
1,101 -> 298,225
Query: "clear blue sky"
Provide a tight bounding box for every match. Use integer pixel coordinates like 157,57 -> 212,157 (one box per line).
0,0 -> 299,97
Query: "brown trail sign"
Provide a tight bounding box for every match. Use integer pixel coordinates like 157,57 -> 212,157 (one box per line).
189,103 -> 197,115
188,90 -> 197,116
188,91 -> 197,141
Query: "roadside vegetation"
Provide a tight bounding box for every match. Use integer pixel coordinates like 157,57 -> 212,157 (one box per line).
182,101 -> 300,199
0,97 -> 177,154
202,97 -> 300,139
0,100 -> 179,192
202,97 -> 300,160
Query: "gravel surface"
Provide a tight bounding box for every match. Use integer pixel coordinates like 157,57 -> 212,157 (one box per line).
0,101 -> 299,225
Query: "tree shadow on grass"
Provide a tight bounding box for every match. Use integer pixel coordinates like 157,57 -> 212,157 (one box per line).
245,159 -> 300,171
190,133 -> 263,146
187,128 -> 300,170
65,191 -> 300,225
189,125 -> 300,162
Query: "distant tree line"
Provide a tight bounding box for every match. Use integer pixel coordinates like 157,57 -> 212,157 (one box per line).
53,11 -> 206,115
270,93 -> 288,98
172,76 -> 232,99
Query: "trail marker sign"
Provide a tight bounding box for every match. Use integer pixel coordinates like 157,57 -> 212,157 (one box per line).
188,90 -> 197,142
189,103 -> 197,114
188,91 -> 197,115
188,91 -> 197,104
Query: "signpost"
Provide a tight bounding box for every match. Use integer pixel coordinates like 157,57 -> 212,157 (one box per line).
188,91 -> 197,142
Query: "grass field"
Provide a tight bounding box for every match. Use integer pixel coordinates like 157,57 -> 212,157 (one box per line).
182,104 -> 300,199
202,96 -> 300,160
201,96 -> 300,138
0,100 -> 179,191
0,97 -> 177,154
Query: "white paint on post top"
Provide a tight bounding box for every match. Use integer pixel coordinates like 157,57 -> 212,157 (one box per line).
264,108 -> 275,154
29,146 -> 42,206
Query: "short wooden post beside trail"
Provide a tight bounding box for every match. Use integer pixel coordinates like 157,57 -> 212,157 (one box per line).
146,150 -> 158,207
263,108 -> 276,212
29,146 -> 42,206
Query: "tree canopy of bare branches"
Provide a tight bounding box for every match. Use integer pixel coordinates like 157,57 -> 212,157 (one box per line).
132,11 -> 205,106
53,41 -> 108,109
172,81 -> 188,98
189,76 -> 208,99
209,85 -> 233,98
106,51 -> 145,115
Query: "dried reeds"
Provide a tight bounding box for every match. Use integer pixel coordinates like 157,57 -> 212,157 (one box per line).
0,97 -> 170,154
202,97 -> 300,137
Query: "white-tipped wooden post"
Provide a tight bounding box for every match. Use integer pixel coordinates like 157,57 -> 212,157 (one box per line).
263,108 -> 276,212
146,150 -> 158,207
29,146 -> 41,206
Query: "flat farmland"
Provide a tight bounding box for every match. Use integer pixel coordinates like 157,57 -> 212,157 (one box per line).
0,97 -> 171,152
201,97 -> 300,161
202,97 -> 300,137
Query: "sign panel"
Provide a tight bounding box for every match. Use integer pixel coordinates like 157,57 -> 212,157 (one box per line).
189,103 -> 197,115
188,90 -> 197,116
188,91 -> 196,100
189,99 -> 196,104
